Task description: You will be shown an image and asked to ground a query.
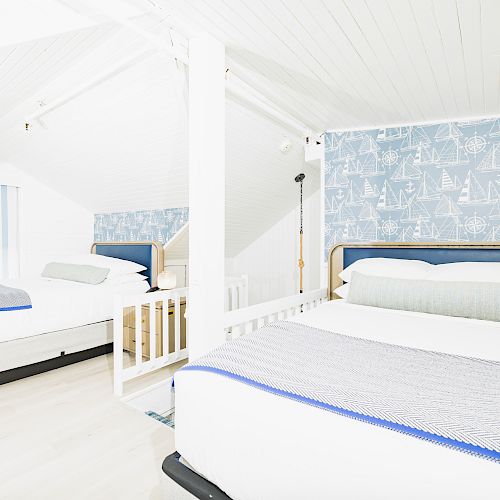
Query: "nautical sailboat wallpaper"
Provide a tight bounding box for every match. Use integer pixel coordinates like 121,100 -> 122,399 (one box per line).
94,208 -> 188,244
324,118 -> 500,256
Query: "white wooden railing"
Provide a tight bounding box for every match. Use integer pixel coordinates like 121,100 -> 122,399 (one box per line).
224,287 -> 328,340
113,275 -> 249,396
113,288 -> 188,396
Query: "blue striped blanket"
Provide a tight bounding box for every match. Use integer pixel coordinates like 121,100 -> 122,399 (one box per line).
0,284 -> 32,312
182,321 -> 500,463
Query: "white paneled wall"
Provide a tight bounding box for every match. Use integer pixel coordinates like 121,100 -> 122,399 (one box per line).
226,189 -> 320,305
0,162 -> 93,277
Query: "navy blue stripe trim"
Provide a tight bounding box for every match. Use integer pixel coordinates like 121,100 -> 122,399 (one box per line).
0,305 -> 32,311
181,365 -> 500,462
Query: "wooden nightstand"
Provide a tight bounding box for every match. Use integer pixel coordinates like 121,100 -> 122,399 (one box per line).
123,300 -> 187,358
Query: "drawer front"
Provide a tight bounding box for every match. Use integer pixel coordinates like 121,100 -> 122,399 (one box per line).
124,326 -> 163,359
122,301 -> 187,358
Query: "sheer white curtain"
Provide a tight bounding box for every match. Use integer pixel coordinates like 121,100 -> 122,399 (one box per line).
0,185 -> 20,280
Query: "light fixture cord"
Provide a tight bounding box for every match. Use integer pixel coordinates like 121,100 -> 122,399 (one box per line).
299,179 -> 304,294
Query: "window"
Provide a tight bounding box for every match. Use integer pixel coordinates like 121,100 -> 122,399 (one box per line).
0,185 -> 20,280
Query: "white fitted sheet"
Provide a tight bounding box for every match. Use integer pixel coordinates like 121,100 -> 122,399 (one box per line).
174,301 -> 500,500
0,278 -> 149,342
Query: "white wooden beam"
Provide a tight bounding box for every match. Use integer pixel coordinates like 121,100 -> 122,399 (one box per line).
188,33 -> 226,360
27,49 -> 155,123
226,74 -> 310,137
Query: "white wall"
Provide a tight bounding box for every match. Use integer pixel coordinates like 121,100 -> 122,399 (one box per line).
0,162 -> 93,277
226,188 -> 320,305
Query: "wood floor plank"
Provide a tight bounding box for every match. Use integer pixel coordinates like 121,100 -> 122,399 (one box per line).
0,354 -> 176,499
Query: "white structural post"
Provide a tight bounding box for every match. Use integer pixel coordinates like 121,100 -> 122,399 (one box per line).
188,33 -> 226,360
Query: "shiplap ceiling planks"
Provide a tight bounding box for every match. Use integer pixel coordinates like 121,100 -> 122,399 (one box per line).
154,0 -> 500,130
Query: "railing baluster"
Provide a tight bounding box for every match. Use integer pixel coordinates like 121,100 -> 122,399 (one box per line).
230,285 -> 237,311
135,304 -> 142,369
162,299 -> 169,357
175,294 -> 181,354
113,297 -> 124,396
149,301 -> 156,361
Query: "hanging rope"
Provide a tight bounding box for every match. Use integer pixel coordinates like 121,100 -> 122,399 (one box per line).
295,173 -> 305,294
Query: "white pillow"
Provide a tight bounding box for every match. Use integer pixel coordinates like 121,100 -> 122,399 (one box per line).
333,283 -> 350,299
429,262 -> 500,283
56,254 -> 146,277
339,257 -> 433,283
104,273 -> 148,286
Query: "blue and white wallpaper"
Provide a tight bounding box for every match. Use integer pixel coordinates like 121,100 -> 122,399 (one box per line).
94,208 -> 188,244
324,118 -> 500,257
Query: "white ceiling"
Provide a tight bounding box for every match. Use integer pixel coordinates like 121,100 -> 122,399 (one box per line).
2,0 -> 498,256
0,7 -> 316,257
153,0 -> 500,131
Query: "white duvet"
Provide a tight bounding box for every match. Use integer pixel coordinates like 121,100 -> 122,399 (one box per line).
0,278 -> 149,342
175,301 -> 500,500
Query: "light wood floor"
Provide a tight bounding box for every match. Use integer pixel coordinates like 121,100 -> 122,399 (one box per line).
0,354 -> 179,500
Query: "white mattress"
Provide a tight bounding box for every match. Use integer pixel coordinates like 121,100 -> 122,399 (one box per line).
0,278 -> 149,342
174,301 -> 500,500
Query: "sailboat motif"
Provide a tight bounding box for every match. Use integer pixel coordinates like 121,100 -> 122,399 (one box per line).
325,194 -> 340,214
331,203 -> 357,225
330,138 -> 356,161
401,197 -> 430,221
489,200 -> 500,220
377,181 -> 400,210
376,127 -> 407,142
399,190 -> 410,208
436,138 -> 469,166
488,181 -> 500,202
439,170 -> 461,192
326,164 -> 349,188
360,178 -> 380,199
339,222 -> 359,241
391,154 -> 422,181
434,195 -> 462,217
358,220 -> 379,241
358,135 -> 381,154
359,152 -> 385,177
437,217 -> 469,241
345,130 -> 364,142
358,201 -> 380,220
416,172 -> 441,201
400,126 -> 431,150
414,143 -> 439,166
413,218 -> 439,240
489,119 -> 500,137
344,181 -> 363,207
457,171 -> 487,205
457,119 -> 493,127
486,226 -> 500,241
343,157 -> 359,176
399,225 -> 416,242
434,123 -> 462,141
477,143 -> 500,172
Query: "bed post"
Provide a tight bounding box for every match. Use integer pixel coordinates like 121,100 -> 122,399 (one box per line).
188,33 -> 226,360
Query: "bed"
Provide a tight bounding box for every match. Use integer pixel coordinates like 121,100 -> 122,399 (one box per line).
0,241 -> 163,384
165,243 -> 500,500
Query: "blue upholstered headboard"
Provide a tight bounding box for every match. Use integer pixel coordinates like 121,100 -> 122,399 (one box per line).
328,243 -> 500,299
91,242 -> 164,286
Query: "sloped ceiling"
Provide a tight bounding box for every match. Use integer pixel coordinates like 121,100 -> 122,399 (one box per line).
152,0 -> 500,131
0,10 -> 316,257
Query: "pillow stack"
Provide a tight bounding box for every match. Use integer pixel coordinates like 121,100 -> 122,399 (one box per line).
334,258 -> 500,322
334,258 -> 432,298
41,254 -> 148,286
